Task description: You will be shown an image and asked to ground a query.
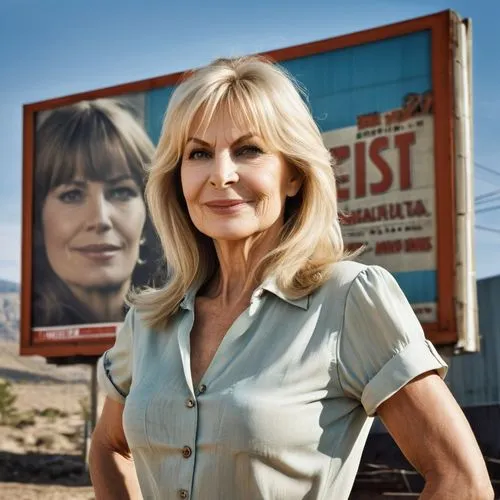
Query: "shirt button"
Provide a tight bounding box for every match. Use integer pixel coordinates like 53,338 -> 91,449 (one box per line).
178,489 -> 189,499
185,398 -> 195,408
182,446 -> 192,458
199,384 -> 207,394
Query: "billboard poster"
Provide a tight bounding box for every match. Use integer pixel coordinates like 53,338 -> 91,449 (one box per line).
28,95 -> 165,349
21,11 -> 467,357
323,98 -> 436,323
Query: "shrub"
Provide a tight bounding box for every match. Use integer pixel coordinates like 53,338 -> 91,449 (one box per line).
0,379 -> 18,425
38,407 -> 68,422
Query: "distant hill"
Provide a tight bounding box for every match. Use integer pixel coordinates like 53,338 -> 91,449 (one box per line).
0,279 -> 19,293
0,281 -> 20,342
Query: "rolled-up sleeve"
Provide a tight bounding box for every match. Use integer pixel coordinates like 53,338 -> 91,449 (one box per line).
338,265 -> 447,416
97,307 -> 135,403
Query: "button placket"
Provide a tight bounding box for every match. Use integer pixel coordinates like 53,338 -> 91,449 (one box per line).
177,308 -> 199,499
177,391 -> 198,499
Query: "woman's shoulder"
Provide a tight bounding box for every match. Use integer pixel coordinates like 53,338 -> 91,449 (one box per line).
312,261 -> 396,313
316,260 -> 367,298
321,261 -> 397,292
125,305 -> 150,332
125,303 -> 179,338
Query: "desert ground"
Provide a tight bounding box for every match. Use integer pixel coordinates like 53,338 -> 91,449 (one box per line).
0,340 -> 98,499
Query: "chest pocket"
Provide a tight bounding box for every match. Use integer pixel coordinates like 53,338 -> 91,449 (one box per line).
124,322 -> 188,452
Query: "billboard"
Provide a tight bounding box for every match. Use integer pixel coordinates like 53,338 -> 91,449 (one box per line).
23,94 -> 166,357
323,99 -> 437,323
21,10 -> 477,358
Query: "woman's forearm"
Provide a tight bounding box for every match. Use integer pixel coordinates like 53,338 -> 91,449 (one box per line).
89,441 -> 142,500
420,472 -> 494,500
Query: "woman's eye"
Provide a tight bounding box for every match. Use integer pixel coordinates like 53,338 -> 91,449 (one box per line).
188,149 -> 211,160
108,187 -> 139,201
58,189 -> 83,203
236,145 -> 264,157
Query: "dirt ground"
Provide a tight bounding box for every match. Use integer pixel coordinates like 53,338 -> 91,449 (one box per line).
0,484 -> 95,500
0,341 -> 101,499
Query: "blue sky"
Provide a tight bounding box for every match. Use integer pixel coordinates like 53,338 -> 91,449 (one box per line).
1,0 -> 499,283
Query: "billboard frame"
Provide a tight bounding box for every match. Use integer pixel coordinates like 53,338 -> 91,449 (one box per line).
21,10 -> 459,357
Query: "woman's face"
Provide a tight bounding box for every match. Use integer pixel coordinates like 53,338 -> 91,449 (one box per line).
41,174 -> 146,290
180,110 -> 302,242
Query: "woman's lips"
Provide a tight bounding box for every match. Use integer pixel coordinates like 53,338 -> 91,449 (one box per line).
204,200 -> 250,213
74,244 -> 122,262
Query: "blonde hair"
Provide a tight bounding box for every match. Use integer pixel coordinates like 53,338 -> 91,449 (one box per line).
132,56 -> 346,330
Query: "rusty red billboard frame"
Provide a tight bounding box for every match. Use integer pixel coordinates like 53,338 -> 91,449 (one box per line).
20,10 -> 458,357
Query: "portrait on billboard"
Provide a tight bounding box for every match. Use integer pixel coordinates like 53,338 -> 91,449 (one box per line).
30,95 -> 163,339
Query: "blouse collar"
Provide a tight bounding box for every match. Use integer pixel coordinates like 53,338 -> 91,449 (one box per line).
179,276 -> 309,311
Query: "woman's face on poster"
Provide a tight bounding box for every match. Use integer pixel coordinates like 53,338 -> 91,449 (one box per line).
41,174 -> 146,290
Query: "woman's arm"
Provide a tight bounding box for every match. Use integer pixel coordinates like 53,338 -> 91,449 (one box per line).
377,371 -> 494,499
89,396 -> 142,500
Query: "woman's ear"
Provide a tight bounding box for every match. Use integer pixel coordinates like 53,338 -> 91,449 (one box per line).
286,170 -> 304,198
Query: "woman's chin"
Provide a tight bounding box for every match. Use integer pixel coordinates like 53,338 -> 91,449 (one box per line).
68,276 -> 130,293
205,230 -> 260,242
197,220 -> 266,242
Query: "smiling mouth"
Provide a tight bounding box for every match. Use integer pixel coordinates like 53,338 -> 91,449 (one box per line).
205,200 -> 250,210
73,244 -> 122,261
75,244 -> 122,252
206,200 -> 247,207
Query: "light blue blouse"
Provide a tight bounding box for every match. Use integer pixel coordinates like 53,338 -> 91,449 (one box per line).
97,261 -> 447,500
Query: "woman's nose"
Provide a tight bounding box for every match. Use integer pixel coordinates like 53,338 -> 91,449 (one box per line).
85,193 -> 112,233
209,153 -> 239,189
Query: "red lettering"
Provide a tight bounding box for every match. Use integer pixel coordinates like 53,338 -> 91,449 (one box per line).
339,212 -> 352,225
413,199 -> 428,216
405,199 -> 428,217
355,142 -> 366,198
334,130 -> 419,202
331,145 -> 350,201
331,146 -> 350,165
375,240 -> 402,255
377,204 -> 388,220
389,203 -> 404,219
395,132 -> 415,190
336,175 -> 349,202
357,113 -> 381,130
384,92 -> 434,126
369,136 -> 392,195
402,93 -> 421,120
384,109 -> 403,126
405,237 -> 432,252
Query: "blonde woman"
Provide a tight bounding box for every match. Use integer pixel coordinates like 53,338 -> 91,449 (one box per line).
90,58 -> 493,500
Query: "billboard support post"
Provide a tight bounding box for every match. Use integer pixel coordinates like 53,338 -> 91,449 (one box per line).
90,361 -> 98,434
83,361 -> 98,470
453,17 -> 478,352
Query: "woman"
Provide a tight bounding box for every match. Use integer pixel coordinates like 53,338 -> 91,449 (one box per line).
90,58 -> 493,499
33,99 -> 160,328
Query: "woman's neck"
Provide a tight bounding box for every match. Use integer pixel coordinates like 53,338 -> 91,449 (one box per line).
207,227 -> 281,308
68,281 -> 130,322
